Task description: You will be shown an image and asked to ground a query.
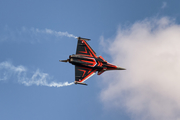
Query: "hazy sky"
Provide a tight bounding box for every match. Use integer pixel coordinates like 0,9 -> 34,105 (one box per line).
1,1 -> 180,120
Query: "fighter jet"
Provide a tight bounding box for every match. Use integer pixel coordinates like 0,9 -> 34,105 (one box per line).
60,37 -> 125,85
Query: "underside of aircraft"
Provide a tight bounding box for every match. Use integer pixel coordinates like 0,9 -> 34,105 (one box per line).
60,37 -> 125,85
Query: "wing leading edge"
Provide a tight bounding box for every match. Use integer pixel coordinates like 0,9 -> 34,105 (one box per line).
75,66 -> 96,84
76,38 -> 97,58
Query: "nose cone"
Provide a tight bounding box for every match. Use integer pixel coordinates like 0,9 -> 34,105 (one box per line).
116,66 -> 126,70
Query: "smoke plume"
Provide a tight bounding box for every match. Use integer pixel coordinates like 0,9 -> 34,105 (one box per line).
100,17 -> 180,120
0,26 -> 77,42
34,28 -> 77,39
0,61 -> 73,87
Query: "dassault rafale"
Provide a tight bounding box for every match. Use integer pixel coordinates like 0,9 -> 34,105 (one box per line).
60,37 -> 125,85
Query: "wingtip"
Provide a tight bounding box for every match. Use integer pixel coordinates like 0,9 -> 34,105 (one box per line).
77,37 -> 90,41
74,81 -> 88,86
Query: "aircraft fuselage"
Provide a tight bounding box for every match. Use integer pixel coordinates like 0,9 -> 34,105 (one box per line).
69,54 -> 125,75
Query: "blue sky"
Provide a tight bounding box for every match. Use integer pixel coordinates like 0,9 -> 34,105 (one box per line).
1,0 -> 180,120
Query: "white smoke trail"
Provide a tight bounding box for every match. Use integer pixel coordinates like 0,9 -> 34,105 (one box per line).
0,61 -> 74,87
0,26 -> 77,42
34,28 -> 78,39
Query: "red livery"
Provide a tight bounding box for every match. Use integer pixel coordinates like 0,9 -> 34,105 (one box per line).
60,37 -> 125,85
